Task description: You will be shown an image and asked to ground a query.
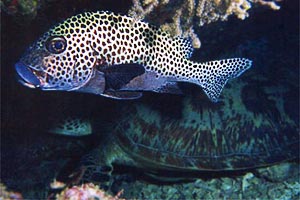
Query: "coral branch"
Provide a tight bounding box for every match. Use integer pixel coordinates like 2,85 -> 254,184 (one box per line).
251,0 -> 281,10
129,0 -> 283,48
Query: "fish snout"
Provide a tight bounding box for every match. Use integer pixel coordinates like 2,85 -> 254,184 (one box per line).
15,62 -> 41,88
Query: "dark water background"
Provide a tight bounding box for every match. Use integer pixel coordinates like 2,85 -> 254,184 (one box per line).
1,0 -> 299,198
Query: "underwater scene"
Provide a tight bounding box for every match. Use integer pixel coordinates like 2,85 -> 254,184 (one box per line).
1,0 -> 299,199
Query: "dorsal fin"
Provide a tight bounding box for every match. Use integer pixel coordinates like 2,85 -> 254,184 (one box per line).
173,37 -> 194,58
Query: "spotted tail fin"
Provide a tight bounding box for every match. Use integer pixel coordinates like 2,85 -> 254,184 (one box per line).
193,58 -> 252,102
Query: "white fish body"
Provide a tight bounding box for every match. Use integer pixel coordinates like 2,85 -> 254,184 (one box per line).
15,11 -> 252,102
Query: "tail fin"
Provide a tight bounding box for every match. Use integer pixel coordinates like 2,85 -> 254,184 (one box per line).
194,58 -> 252,102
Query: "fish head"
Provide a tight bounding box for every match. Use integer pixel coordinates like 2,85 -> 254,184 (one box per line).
15,14 -> 98,91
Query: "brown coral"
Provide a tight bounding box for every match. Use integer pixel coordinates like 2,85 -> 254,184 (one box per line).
128,0 -> 282,48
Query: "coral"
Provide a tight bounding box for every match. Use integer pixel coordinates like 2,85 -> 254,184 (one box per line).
50,179 -> 67,189
0,183 -> 23,200
56,183 -> 124,200
279,182 -> 300,199
115,163 -> 300,199
128,0 -> 282,48
255,162 -> 300,182
1,0 -> 40,17
242,172 -> 255,192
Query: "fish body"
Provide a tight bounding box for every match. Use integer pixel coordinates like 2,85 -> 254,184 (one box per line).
48,117 -> 92,137
15,11 -> 252,102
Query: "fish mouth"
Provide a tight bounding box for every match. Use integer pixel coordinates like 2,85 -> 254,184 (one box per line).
15,62 -> 43,88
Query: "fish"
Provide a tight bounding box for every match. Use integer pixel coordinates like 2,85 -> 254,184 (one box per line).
15,11 -> 252,102
48,117 -> 92,137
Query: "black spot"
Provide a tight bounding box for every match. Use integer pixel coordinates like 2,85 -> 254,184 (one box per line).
117,16 -> 123,21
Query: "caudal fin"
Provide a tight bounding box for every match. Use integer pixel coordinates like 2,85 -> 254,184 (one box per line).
194,58 -> 252,102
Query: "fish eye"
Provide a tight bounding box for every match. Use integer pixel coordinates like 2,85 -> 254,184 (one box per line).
46,36 -> 67,54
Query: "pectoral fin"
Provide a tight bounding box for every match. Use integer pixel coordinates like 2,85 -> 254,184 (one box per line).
75,70 -> 105,95
120,71 -> 183,94
102,90 -> 142,100
99,64 -> 145,90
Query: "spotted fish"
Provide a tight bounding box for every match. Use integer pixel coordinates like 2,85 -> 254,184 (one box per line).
15,11 -> 252,102
48,117 -> 92,137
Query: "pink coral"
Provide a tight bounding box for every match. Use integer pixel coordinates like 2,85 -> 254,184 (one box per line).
56,183 -> 124,200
